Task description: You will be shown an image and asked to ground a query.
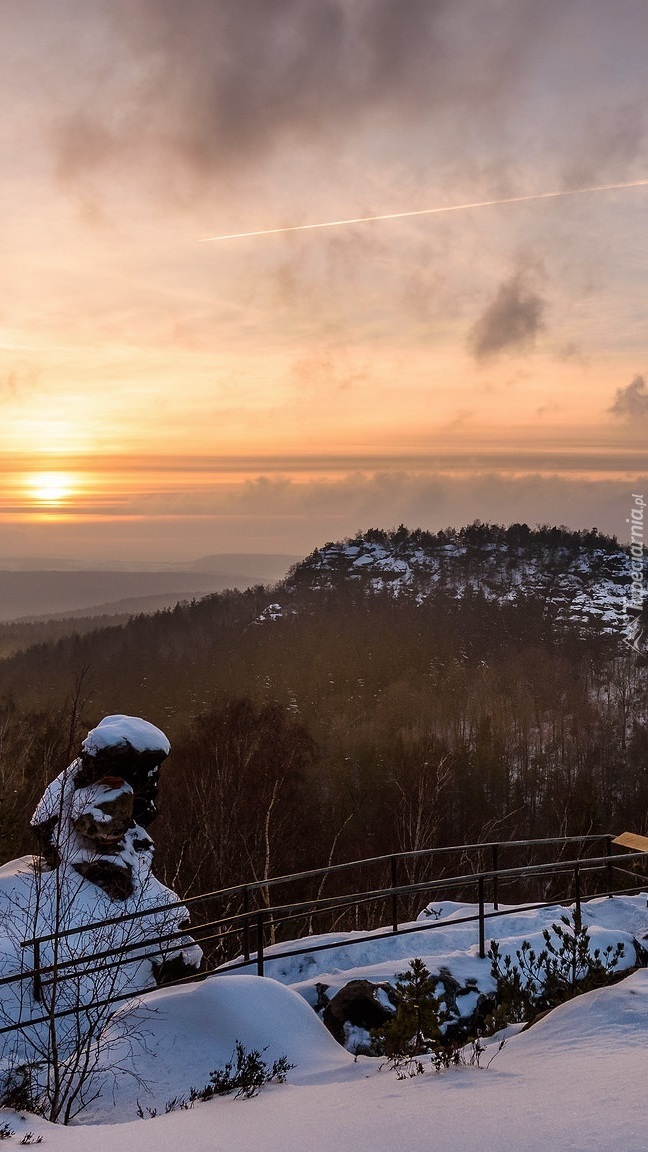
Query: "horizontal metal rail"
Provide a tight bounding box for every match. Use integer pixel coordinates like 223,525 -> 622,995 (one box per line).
2,835 -> 645,1037
20,833 -> 610,948
3,868 -> 646,1038
14,845 -> 622,978
15,859 -> 619,991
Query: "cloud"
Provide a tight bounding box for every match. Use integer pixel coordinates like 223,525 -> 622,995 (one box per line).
3,0 -> 643,224
291,346 -> 368,395
43,1 -> 578,189
609,374 -> 648,421
561,101 -> 647,189
467,273 -> 546,362
556,342 -> 589,368
55,114 -> 121,184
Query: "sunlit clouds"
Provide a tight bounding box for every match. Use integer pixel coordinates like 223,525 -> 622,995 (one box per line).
1,1 -> 647,558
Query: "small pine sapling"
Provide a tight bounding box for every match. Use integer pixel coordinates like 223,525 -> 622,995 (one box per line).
373,958 -> 449,1059
206,1042 -> 293,1100
541,913 -> 625,1003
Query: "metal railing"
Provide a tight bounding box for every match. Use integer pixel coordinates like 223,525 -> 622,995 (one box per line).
2,832 -> 647,1037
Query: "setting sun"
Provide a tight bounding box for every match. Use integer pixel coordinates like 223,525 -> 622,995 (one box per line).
27,471 -> 75,508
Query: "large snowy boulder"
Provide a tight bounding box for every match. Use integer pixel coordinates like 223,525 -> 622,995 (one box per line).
322,979 -> 397,1050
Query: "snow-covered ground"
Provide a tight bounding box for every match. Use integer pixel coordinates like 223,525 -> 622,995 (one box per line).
2,892 -> 648,1149
2,968 -> 648,1150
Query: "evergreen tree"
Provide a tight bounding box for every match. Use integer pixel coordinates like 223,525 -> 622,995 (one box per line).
374,959 -> 448,1057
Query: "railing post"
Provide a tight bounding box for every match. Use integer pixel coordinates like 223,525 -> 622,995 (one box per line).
242,886 -> 251,962
478,876 -> 485,959
390,856 -> 399,934
573,862 -> 581,928
491,843 -> 499,911
256,911 -> 265,977
606,836 -> 613,896
32,941 -> 42,1003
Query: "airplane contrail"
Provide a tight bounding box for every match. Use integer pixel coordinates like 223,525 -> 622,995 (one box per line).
201,178 -> 648,241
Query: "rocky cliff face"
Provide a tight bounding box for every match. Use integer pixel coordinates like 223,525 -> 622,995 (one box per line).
282,524 -> 647,648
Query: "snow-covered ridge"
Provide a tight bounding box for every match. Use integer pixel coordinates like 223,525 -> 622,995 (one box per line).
284,524 -> 647,642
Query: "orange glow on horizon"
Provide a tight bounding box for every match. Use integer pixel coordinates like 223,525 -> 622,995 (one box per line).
0,439 -> 642,528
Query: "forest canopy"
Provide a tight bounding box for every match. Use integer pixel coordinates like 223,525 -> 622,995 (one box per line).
0,523 -> 646,904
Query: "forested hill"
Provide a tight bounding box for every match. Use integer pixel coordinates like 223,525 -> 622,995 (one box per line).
0,524 -> 645,722
1,522 -> 646,886
286,523 -> 646,643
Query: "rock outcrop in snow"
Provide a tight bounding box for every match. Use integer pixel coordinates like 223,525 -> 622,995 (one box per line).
0,715 -> 202,1108
284,524 -> 647,649
31,714 -> 171,899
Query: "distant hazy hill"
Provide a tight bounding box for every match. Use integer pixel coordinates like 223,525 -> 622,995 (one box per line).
187,554 -> 298,579
0,554 -> 299,622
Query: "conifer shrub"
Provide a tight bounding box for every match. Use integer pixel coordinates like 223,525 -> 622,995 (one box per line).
371,958 -> 504,1078
371,958 -> 449,1059
488,912 -> 625,1025
201,1042 -> 293,1100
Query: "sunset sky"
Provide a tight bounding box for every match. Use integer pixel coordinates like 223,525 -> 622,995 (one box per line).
1,0 -> 647,561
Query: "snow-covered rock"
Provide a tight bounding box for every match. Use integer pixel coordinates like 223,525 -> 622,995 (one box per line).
79,975 -> 354,1123
285,526 -> 647,649
0,716 -> 202,1108
31,713 -> 172,886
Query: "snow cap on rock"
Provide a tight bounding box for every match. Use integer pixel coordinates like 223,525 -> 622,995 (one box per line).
82,715 -> 170,759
